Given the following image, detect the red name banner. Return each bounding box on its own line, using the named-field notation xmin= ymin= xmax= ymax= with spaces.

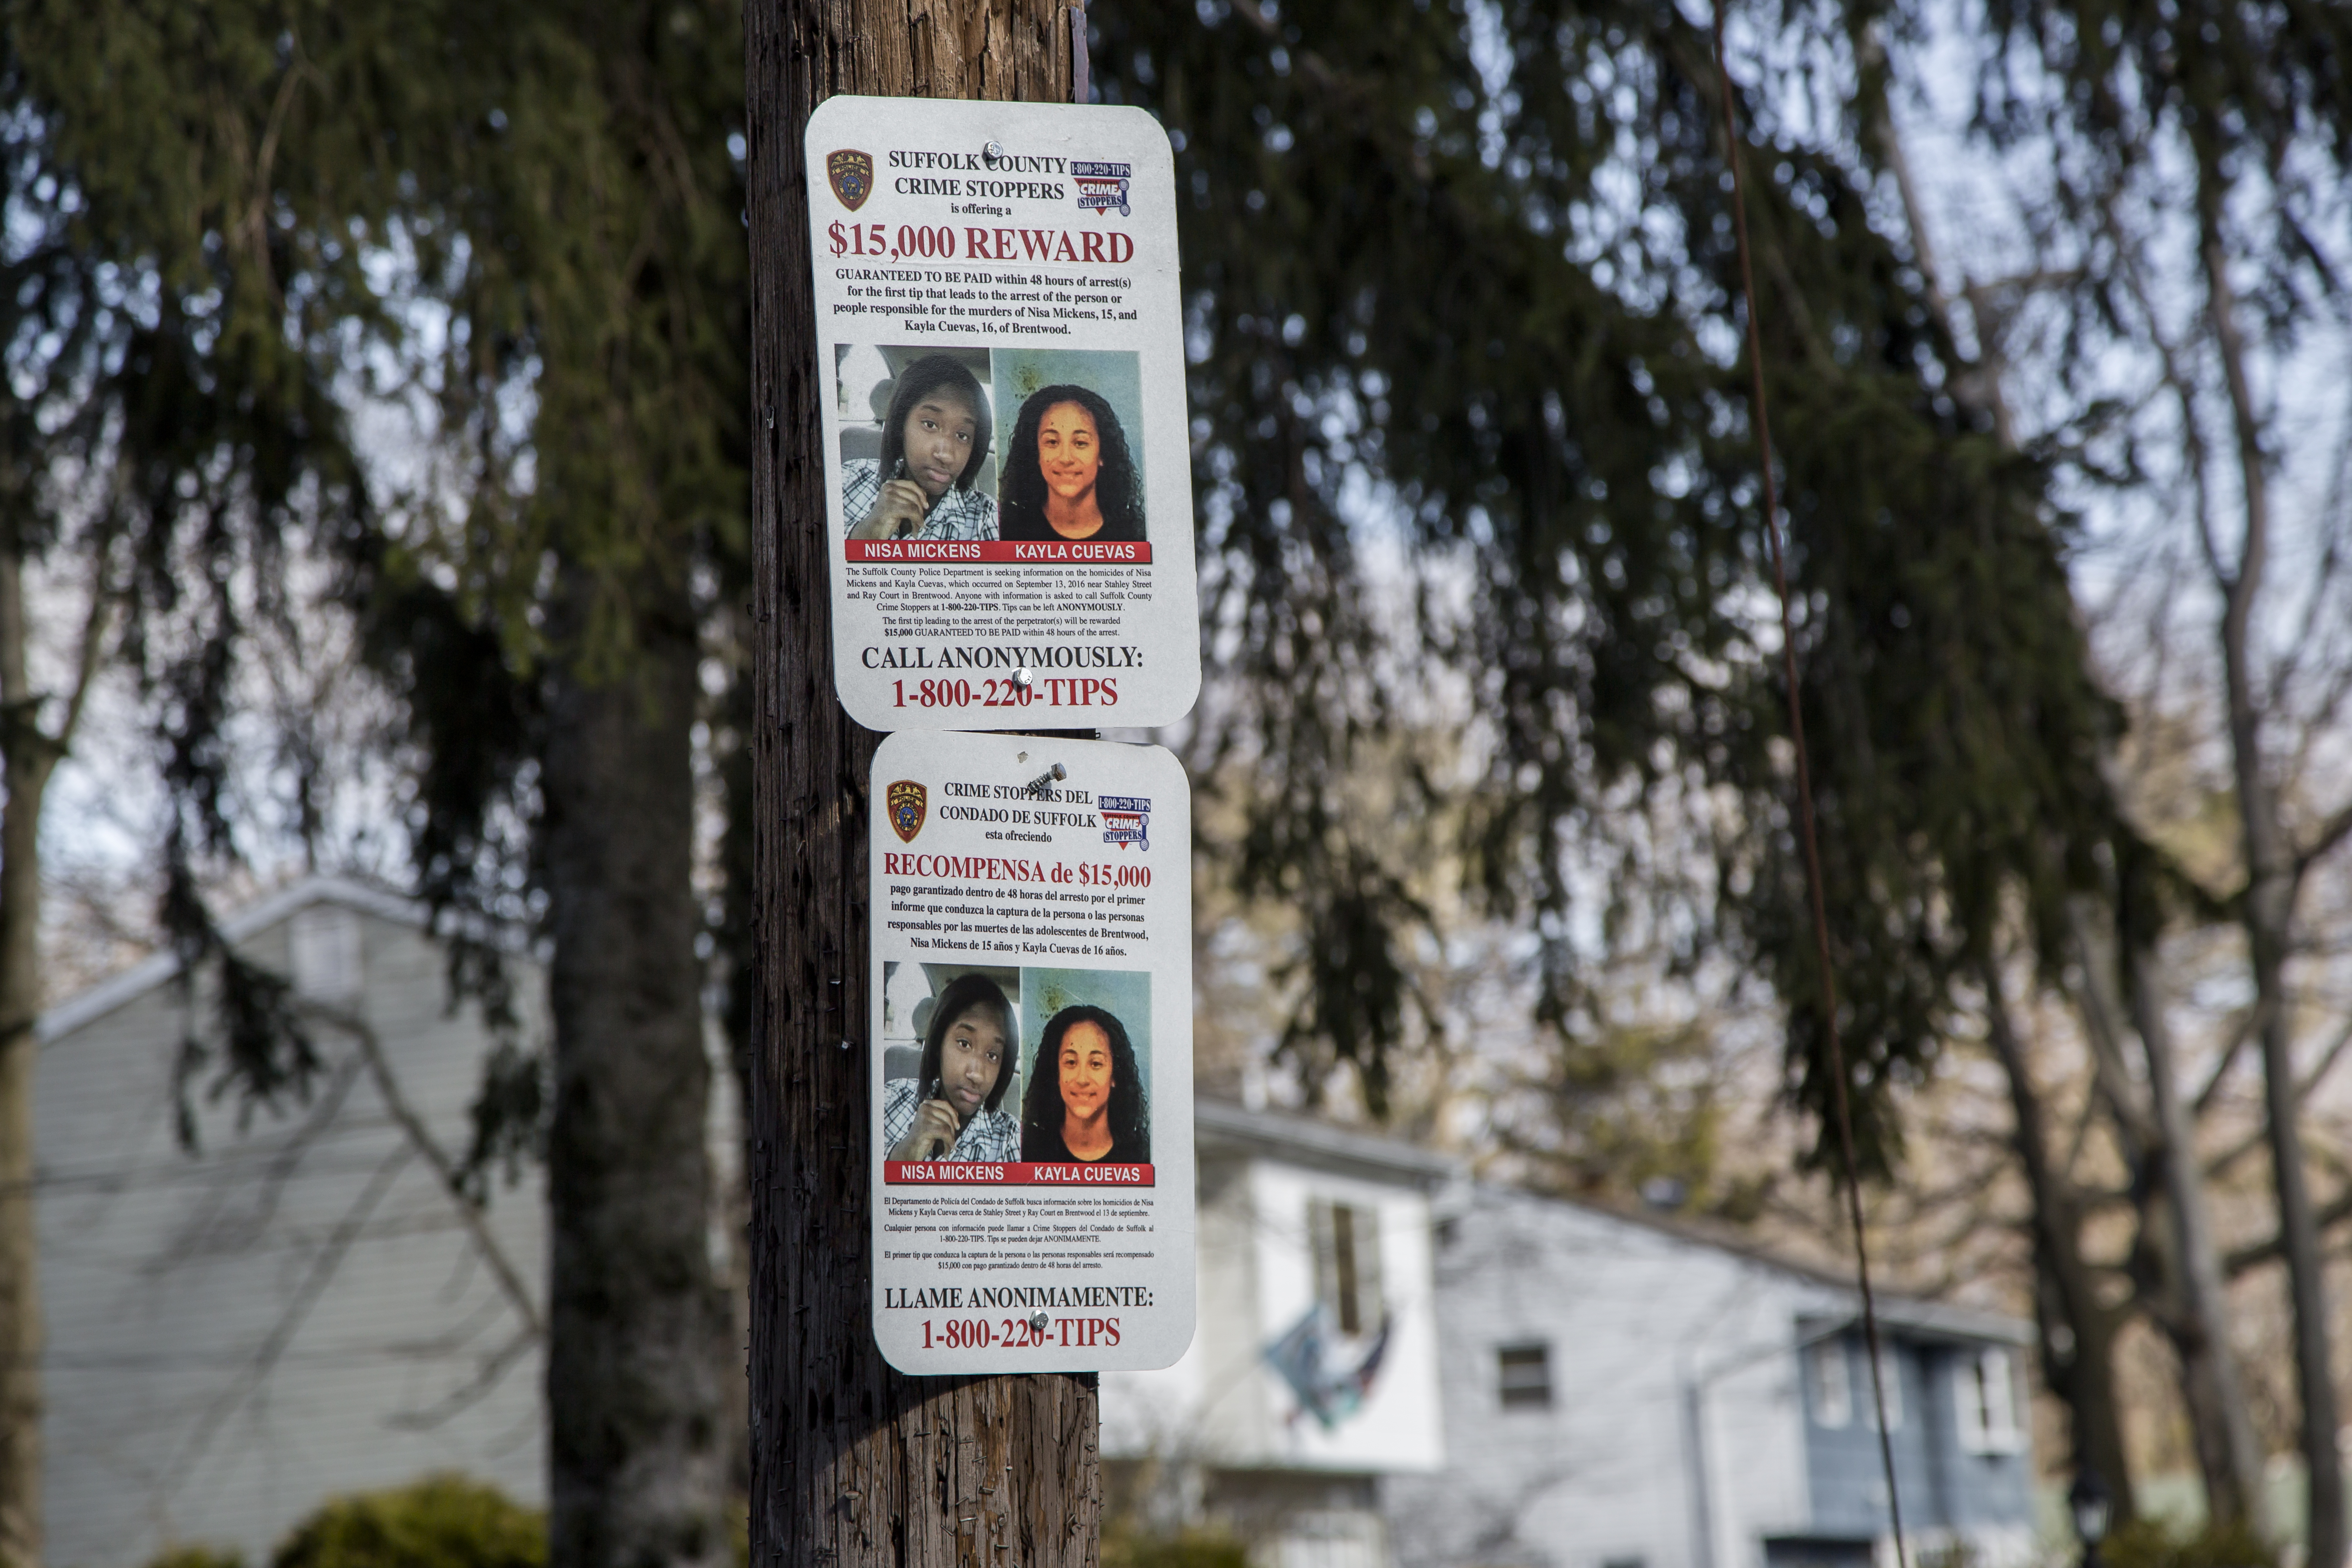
xmin=846 ymin=539 xmax=1153 ymax=565
xmin=884 ymin=1161 xmax=1156 ymax=1186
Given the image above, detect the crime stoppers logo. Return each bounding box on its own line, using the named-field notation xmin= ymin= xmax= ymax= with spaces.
xmin=1072 ymin=161 xmax=1132 ymax=218
xmin=1099 ymin=796 xmax=1150 ymax=852
xmin=886 ymin=780 xmax=927 ymax=843
xmin=827 ymin=149 xmax=875 ymax=212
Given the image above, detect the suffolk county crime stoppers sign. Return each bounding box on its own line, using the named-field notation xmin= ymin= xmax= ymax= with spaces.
xmin=804 ymin=96 xmax=1201 ymax=731
xmin=867 ymin=730 xmax=1194 ymax=1374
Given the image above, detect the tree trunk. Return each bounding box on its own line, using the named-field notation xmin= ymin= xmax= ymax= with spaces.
xmin=0 ymin=546 xmax=52 ymax=1568
xmin=1881 ymin=115 xmax=2240 ymax=1526
xmin=2200 ymin=194 xmax=2344 ymax=1568
xmin=2067 ymin=894 xmax=2264 ymax=1523
xmin=541 ymin=568 xmax=731 ymax=1568
xmin=742 ymin=3 xmax=1100 ymax=1564
xmin=1980 ymin=963 xmax=2134 ymax=1518
xmin=2121 ymin=931 xmax=2266 ymax=1524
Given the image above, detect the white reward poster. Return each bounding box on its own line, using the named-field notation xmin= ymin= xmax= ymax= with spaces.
xmin=804 ymin=96 xmax=1202 ymax=731
xmin=867 ymin=730 xmax=1194 ymax=1374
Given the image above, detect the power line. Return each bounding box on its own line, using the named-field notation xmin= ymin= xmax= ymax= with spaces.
xmin=1707 ymin=10 xmax=1913 ymax=1566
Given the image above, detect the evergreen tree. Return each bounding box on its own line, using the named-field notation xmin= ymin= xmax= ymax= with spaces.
xmin=2 ymin=11 xmax=400 ymax=1554
xmin=1091 ymin=0 xmax=2121 ymax=1162
xmin=1092 ymin=0 xmax=2146 ymax=1508
xmin=11 ymin=1 xmax=747 ymax=1560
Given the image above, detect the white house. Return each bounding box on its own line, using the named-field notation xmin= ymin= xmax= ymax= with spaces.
xmin=35 ymin=878 xmax=554 ymax=1566
xmin=1102 ymin=1101 xmax=1458 ymax=1566
xmin=1100 ymin=1106 xmax=2038 ymax=1568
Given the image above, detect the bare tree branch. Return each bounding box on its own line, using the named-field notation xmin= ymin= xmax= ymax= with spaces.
xmin=2267 ymin=402 xmax=2352 ymax=715
xmin=2225 ymin=1183 xmax=2352 ymax=1277
xmin=2063 ymin=902 xmax=2160 ymax=1156
xmin=159 ymin=1142 xmax=413 ymax=1505
xmin=384 ymin=1325 xmax=539 ymax=1431
xmin=52 ymin=517 xmax=125 ymax=757
xmin=2207 ymin=1014 xmax=2352 ymax=1181
xmin=2103 ymin=195 xmax=2232 ymax=591
xmin=2298 ymin=799 xmax=2352 ymax=877
xmin=2193 ymin=1002 xmax=2265 ymax=1120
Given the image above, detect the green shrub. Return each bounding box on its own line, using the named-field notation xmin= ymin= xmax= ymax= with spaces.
xmin=269 ymin=1475 xmax=544 ymax=1568
xmin=1100 ymin=1531 xmax=1250 ymax=1568
xmin=146 ymin=1546 xmax=247 ymax=1568
xmin=2101 ymin=1517 xmax=2280 ymax=1568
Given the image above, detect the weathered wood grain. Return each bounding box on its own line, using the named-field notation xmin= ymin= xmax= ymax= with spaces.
xmin=743 ymin=4 xmax=1098 ymax=1563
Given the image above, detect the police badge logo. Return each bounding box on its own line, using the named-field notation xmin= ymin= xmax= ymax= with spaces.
xmin=827 ymin=149 xmax=875 ymax=212
xmin=886 ymin=780 xmax=927 ymax=843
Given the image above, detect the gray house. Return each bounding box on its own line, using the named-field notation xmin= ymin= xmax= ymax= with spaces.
xmin=1384 ymin=1183 xmax=2039 ymax=1568
xmin=36 ymin=878 xmax=557 ymax=1566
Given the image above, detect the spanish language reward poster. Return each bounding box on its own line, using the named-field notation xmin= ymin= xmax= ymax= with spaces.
xmin=803 ymin=96 xmax=1202 ymax=731
xmin=866 ymin=730 xmax=1195 ymax=1374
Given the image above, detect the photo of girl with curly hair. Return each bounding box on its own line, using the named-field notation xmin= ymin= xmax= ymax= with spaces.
xmin=1019 ymin=1002 xmax=1151 ymax=1165
xmin=996 ymin=382 xmax=1145 ymax=545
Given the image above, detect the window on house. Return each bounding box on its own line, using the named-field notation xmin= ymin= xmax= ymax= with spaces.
xmin=1273 ymin=1509 xmax=1386 ymax=1568
xmin=290 ymin=905 xmax=363 ymax=1004
xmin=1497 ymin=1343 xmax=1553 ymax=1411
xmin=1864 ymin=1344 xmax=1904 ymax=1431
xmin=1957 ymin=1346 xmax=2023 ymax=1453
xmin=1308 ymin=1198 xmax=1383 ymax=1336
xmin=1807 ymin=1338 xmax=1852 ymax=1427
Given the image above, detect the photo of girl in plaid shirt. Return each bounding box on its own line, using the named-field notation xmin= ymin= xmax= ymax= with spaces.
xmin=882 ymin=971 xmax=1021 ymax=1164
xmin=841 ymin=352 xmax=1000 ymax=542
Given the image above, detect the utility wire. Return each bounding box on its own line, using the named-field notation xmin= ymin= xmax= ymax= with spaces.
xmin=1707 ymin=9 xmax=1912 ymax=1565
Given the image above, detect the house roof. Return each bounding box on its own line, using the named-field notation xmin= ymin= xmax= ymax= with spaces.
xmin=1196 ymin=1097 xmax=2031 ymax=1348
xmin=1521 ymin=1186 xmax=2034 ymax=1346
xmin=37 ymin=875 xmax=429 ymax=1045
xmin=1196 ymin=1098 xmax=1461 ymax=1186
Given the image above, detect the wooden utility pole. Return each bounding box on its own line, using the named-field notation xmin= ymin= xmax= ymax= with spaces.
xmin=741 ymin=4 xmax=1100 ymax=1563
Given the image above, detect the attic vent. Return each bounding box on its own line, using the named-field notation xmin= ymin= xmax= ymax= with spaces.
xmin=290 ymin=905 xmax=363 ymax=1003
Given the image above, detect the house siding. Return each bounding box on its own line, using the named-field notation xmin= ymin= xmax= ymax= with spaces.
xmin=1101 ymin=1111 xmax=1453 ymax=1563
xmin=1386 ymin=1187 xmax=1825 ymax=1568
xmin=37 ymin=889 xmax=550 ymax=1567
xmin=1800 ymin=1334 xmax=2036 ymax=1547
xmin=1800 ymin=1335 xmax=1927 ymax=1541
xmin=1384 ymin=1187 xmax=2037 ymax=1568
